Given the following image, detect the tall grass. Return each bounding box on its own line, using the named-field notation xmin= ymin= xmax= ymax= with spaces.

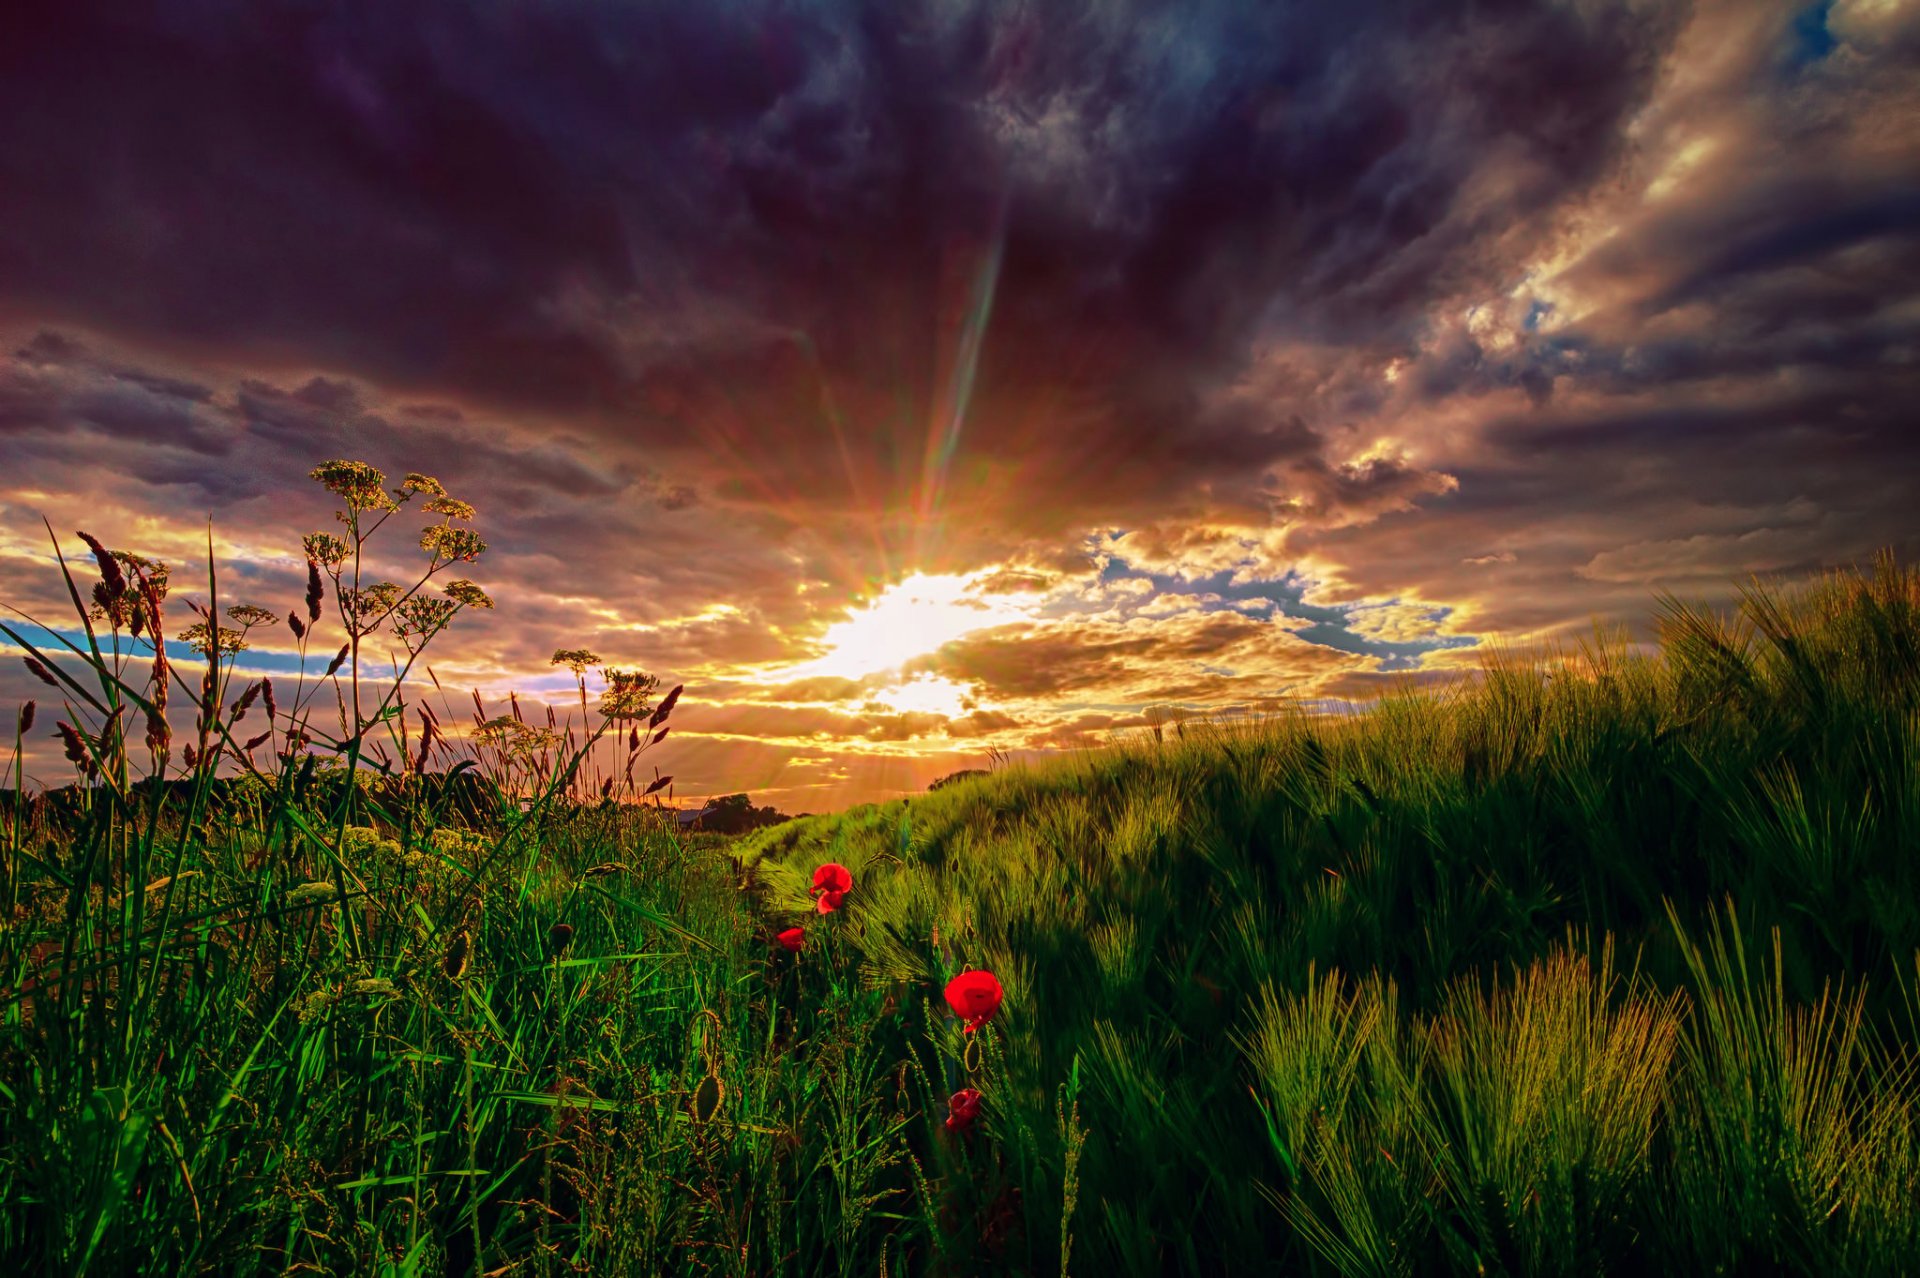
xmin=4 ymin=463 xmax=1918 ymax=1276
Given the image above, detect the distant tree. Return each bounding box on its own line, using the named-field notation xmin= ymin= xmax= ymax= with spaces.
xmin=694 ymin=793 xmax=793 ymax=835
xmin=928 ymin=768 xmax=990 ymax=792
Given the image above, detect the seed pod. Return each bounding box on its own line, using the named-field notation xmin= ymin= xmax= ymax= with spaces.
xmin=442 ymin=930 xmax=470 ymax=981
xmin=691 ymin=1074 xmax=725 ymax=1124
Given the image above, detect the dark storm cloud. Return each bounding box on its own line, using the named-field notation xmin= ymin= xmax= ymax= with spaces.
xmin=0 ymin=0 xmax=1678 ymax=538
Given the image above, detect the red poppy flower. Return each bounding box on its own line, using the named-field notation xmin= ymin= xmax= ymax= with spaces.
xmin=775 ymin=927 xmax=804 ymax=953
xmin=810 ymin=862 xmax=853 ymax=912
xmin=945 ymin=1087 xmax=982 ymax=1133
xmin=944 ymin=969 xmax=1003 ymax=1033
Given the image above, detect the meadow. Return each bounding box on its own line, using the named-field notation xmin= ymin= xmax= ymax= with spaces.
xmin=2 ymin=461 xmax=1917 ymax=1276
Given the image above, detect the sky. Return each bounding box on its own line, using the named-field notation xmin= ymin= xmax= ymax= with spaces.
xmin=2 ymin=0 xmax=1917 ymax=812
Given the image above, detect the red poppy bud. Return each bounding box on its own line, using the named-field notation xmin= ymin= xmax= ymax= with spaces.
xmin=776 ymin=927 xmax=804 ymax=953
xmin=944 ymin=970 xmax=1003 ymax=1033
xmin=945 ymin=1087 xmax=982 ymax=1133
xmin=815 ymin=889 xmax=847 ymax=914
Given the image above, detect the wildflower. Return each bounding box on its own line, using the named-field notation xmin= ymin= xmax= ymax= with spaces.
xmin=424 ymin=495 xmax=476 ymax=521
xmin=225 ymin=604 xmax=278 ymax=629
xmin=342 ymin=582 xmax=401 ymax=634
xmin=945 ymin=1088 xmax=982 ymax=1134
xmin=287 ymin=880 xmax=337 ymax=906
xmin=400 ymin=472 xmax=447 ymax=498
xmin=598 ymin=667 xmax=661 ymax=720
xmin=776 ymin=927 xmax=805 ymax=953
xmin=944 ymin=970 xmax=1003 ymax=1034
xmin=392 ymin=595 xmax=457 ymax=651
xmin=442 ymin=579 xmax=493 ymax=609
xmin=551 ymin=648 xmax=602 ymax=678
xmin=310 ymin=460 xmax=399 ymax=515
xmin=351 ymin=977 xmax=396 ymax=997
xmin=180 ymin=622 xmax=248 ymax=659
xmin=420 ymin=525 xmax=486 ymax=563
xmin=302 ymin=532 xmax=350 ymax=571
xmin=811 ymin=863 xmax=853 ymax=914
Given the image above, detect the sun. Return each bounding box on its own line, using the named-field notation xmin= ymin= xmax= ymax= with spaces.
xmin=782 ymin=571 xmax=1030 ymax=682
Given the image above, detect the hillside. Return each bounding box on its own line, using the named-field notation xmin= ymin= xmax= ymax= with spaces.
xmin=4 ymin=551 xmax=1917 ymax=1276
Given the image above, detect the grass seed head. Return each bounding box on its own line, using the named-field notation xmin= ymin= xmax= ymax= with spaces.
xmin=76 ymin=531 xmax=126 ymax=599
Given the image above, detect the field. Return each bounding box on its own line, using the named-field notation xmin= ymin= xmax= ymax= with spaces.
xmin=3 ymin=466 xmax=1917 ymax=1276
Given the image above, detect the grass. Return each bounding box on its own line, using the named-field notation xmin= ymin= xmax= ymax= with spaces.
xmin=2 ymin=461 xmax=1917 ymax=1275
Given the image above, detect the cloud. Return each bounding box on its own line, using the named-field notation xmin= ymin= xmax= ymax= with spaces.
xmin=1 ymin=0 xmax=1915 ymax=809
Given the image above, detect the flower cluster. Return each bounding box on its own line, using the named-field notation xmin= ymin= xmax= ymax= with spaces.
xmin=341 ymin=582 xmax=401 ymax=636
xmin=442 ymin=579 xmax=494 ymax=609
xmin=302 ymin=532 xmax=350 ymax=570
xmin=420 ymin=525 xmax=487 ymax=564
xmin=598 ymin=667 xmax=661 ymax=720
xmin=392 ymin=596 xmax=457 ymax=653
xmin=551 ymin=648 xmax=602 ymax=678
xmin=180 ymin=622 xmax=248 ymax=659
xmin=424 ymin=495 xmax=476 ymax=521
xmin=226 ymin=603 xmax=278 ymax=629
xmin=769 ymin=868 xmax=1010 ymax=1147
xmin=311 ymin=459 xmax=401 ymax=516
